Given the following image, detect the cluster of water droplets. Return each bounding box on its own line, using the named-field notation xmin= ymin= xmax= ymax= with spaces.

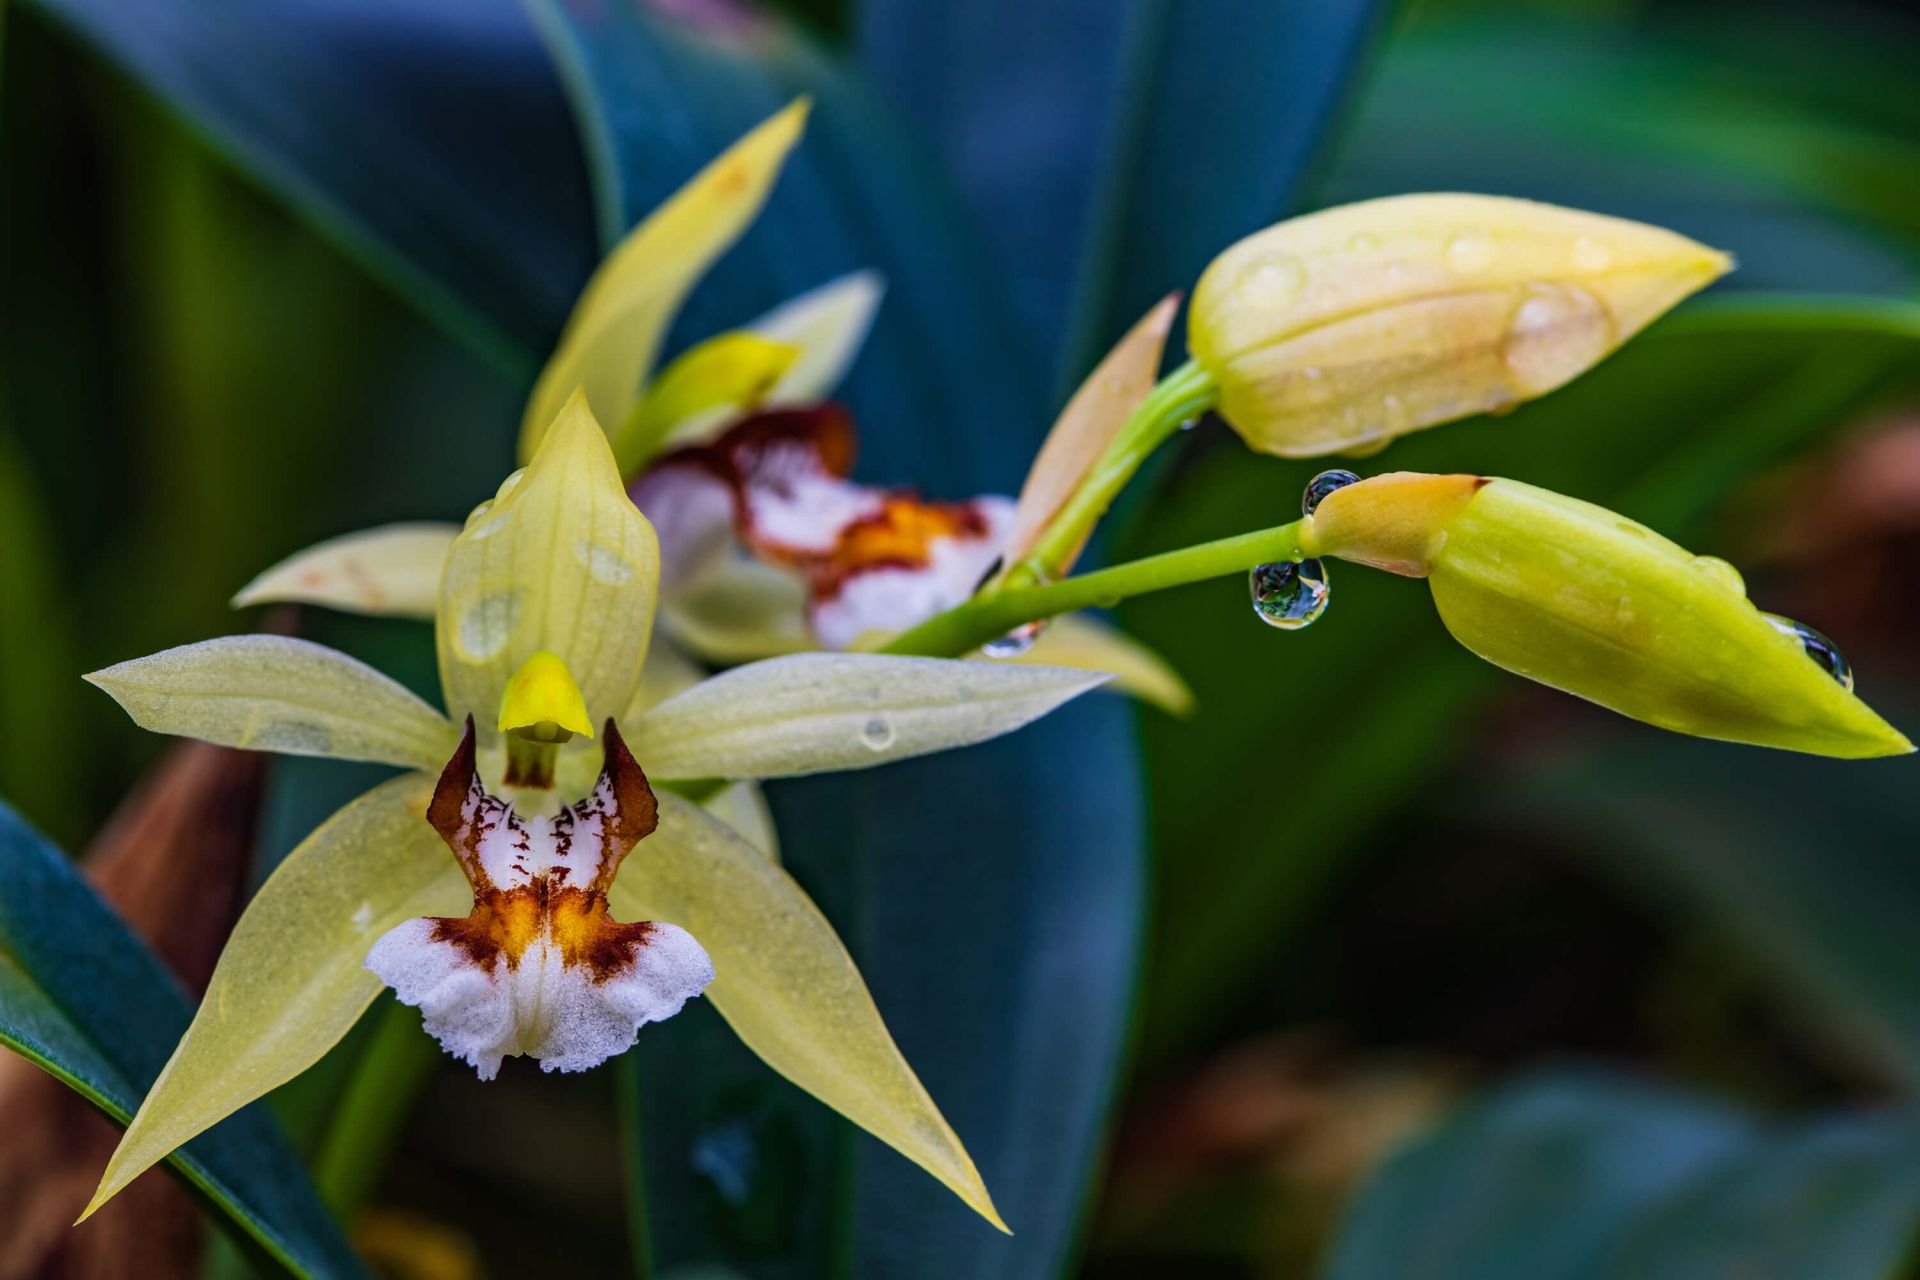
xmin=1249 ymin=469 xmax=1359 ymax=630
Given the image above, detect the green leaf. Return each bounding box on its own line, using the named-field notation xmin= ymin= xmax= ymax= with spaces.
xmin=1489 ymin=700 xmax=1920 ymax=1090
xmin=1324 ymin=1071 xmax=1920 ymax=1280
xmin=0 ymin=800 xmax=363 ymax=1278
xmin=855 ymin=0 xmax=1390 ymax=382
xmin=19 ymin=0 xmax=596 ymax=370
xmin=1125 ymin=297 xmax=1920 ymax=1061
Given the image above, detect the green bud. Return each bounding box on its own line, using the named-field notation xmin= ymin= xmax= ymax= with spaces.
xmin=1188 ymin=194 xmax=1730 ymax=458
xmin=1301 ymin=473 xmax=1911 ymax=758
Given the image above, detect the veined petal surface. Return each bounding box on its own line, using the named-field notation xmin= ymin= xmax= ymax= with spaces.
xmin=628 ymin=653 xmax=1108 ymax=778
xmin=1014 ymin=614 xmax=1194 ymax=716
xmin=519 ymin=101 xmax=810 ymax=460
xmin=86 ymin=635 xmax=456 ymax=770
xmin=609 ymin=794 xmax=1002 ymax=1228
xmin=232 ymin=523 xmax=459 ymax=618
xmin=439 ymin=393 xmax=660 ymax=736
xmin=85 ymin=777 xmax=467 ymax=1218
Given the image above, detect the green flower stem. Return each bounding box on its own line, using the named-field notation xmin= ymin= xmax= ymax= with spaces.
xmin=1010 ymin=358 xmax=1218 ymax=584
xmin=885 ymin=517 xmax=1310 ymax=658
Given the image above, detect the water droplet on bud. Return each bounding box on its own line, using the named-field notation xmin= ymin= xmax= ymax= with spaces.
xmin=1689 ymin=554 xmax=1745 ymax=596
xmin=860 ymin=716 xmax=897 ymax=751
xmin=1250 ymin=559 xmax=1330 ymax=630
xmin=983 ymin=621 xmax=1045 ymax=658
xmin=1765 ymin=615 xmax=1854 ymax=690
xmin=1502 ymin=284 xmax=1614 ymax=396
xmin=1446 ymin=229 xmax=1496 ymax=273
xmin=1303 ymin=469 xmax=1361 ymax=515
xmin=1234 ymin=251 xmax=1307 ymax=309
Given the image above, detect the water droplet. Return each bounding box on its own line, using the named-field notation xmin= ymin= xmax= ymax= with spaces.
xmin=1348 ymin=231 xmax=1380 ymax=253
xmin=463 ymin=500 xmax=494 ymax=529
xmin=1250 ymin=559 xmax=1330 ymax=630
xmin=576 ymin=538 xmax=635 ymax=585
xmin=860 ymin=716 xmax=897 ymax=751
xmin=457 ymin=590 xmax=522 ymax=660
xmin=1690 ymin=554 xmax=1745 ymax=596
xmin=349 ymin=902 xmax=374 ymax=933
xmin=1235 ymin=251 xmax=1306 ymax=309
xmin=1571 ymin=235 xmax=1614 ymax=272
xmin=1502 ymin=284 xmax=1614 ymax=396
xmin=1178 ymin=416 xmax=1201 ymax=432
xmin=983 ymin=620 xmax=1044 ymax=658
xmin=495 ymin=467 xmax=528 ymax=500
xmin=1765 ymin=615 xmax=1854 ymax=690
xmin=1446 ymin=229 xmax=1497 ymax=273
xmin=1303 ymin=469 xmax=1361 ymax=515
xmin=1302 ymin=366 xmax=1325 ymax=380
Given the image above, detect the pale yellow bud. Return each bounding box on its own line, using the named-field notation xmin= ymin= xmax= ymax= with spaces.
xmin=1188 ymin=194 xmax=1731 ymax=457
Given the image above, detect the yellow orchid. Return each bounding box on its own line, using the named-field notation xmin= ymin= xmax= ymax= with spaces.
xmin=236 ymin=103 xmax=1190 ymax=714
xmin=84 ymin=395 xmax=1116 ymax=1229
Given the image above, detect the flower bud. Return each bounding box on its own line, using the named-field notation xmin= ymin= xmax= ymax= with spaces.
xmin=1188 ymin=195 xmax=1730 ymax=458
xmin=1300 ymin=473 xmax=1910 ymax=758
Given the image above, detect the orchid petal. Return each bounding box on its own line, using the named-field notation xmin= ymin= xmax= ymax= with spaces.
xmin=231 ymin=523 xmax=458 ymax=618
xmin=85 ymin=636 xmax=456 ymax=770
xmin=438 ymin=392 xmax=660 ymax=737
xmin=663 ymin=557 xmax=812 ymax=663
xmin=84 ymin=777 xmax=466 ymax=1218
xmin=1003 ymin=294 xmax=1178 ymax=567
xmin=704 ymin=782 xmax=780 ymax=862
xmin=609 ymin=794 xmax=1003 ymax=1229
xmin=808 ymin=497 xmax=1013 ymax=650
xmin=1014 ymin=614 xmax=1194 ymax=715
xmin=519 ymin=101 xmax=810 ymax=460
xmin=628 ymin=652 xmax=1108 ymax=778
xmin=618 ymin=332 xmax=799 ymax=473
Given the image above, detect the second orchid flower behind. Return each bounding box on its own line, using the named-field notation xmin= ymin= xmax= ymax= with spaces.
xmin=83 ymin=395 xmax=1121 ymax=1229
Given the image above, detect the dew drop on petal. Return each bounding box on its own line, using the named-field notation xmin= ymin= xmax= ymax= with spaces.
xmin=458 ymin=590 xmax=522 ymax=661
xmin=1690 ymin=554 xmax=1746 ymax=596
xmin=1445 ymin=228 xmax=1497 ymax=273
xmin=860 ymin=716 xmax=897 ymax=751
xmin=1250 ymin=559 xmax=1330 ymax=630
xmin=1234 ymin=251 xmax=1306 ymax=309
xmin=1347 ymin=231 xmax=1381 ymax=253
xmin=983 ymin=620 xmax=1045 ymax=658
xmin=1302 ymin=469 xmax=1361 ymax=516
xmin=576 ymin=538 xmax=636 ymax=585
xmin=1571 ymin=235 xmax=1614 ymax=272
xmin=1502 ymin=284 xmax=1614 ymax=397
xmin=1765 ymin=614 xmax=1854 ymax=690
xmin=495 ymin=467 xmax=528 ymax=501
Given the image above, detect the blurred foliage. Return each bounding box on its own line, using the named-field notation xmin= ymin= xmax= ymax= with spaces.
xmin=6 ymin=0 xmax=1920 ymax=1276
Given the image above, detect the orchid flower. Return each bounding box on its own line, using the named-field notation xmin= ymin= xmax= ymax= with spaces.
xmin=236 ymin=103 xmax=1191 ymax=716
xmin=82 ymin=395 xmax=1113 ymax=1229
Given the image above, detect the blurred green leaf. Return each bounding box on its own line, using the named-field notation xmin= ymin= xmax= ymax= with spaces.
xmin=1324 ymin=1071 xmax=1920 ymax=1280
xmin=1124 ymin=297 xmax=1920 ymax=1062
xmin=0 ymin=800 xmax=362 ymax=1278
xmin=1491 ymin=700 xmax=1920 ymax=1090
xmin=20 ymin=0 xmax=596 ymax=370
xmin=855 ymin=0 xmax=1389 ymax=383
xmin=1324 ymin=10 xmax=1920 ymax=294
xmin=0 ymin=433 xmax=83 ymax=841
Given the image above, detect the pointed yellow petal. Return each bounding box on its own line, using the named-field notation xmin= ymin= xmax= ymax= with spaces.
xmin=519 ymin=100 xmax=811 ymax=461
xmin=616 ymin=332 xmax=799 ymax=473
xmin=749 ymin=271 xmax=884 ymax=408
xmin=82 ymin=777 xmax=465 ymax=1219
xmin=628 ymin=653 xmax=1108 ymax=779
xmin=1004 ymin=294 xmax=1178 ymax=567
xmin=438 ymin=392 xmax=661 ymax=735
xmin=1011 ymin=614 xmax=1194 ymax=715
xmin=85 ymin=636 xmax=457 ymax=769
xmin=497 ymin=650 xmax=594 ymax=739
xmin=610 ymin=794 xmax=1004 ymax=1230
xmin=232 ymin=523 xmax=459 ymax=618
